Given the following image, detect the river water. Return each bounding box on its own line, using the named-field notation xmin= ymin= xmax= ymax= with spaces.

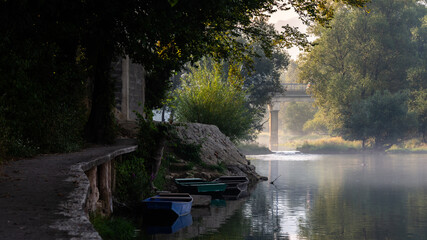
xmin=140 ymin=152 xmax=427 ymax=240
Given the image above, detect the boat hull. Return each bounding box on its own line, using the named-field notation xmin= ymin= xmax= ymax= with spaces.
xmin=175 ymin=178 xmax=227 ymax=196
xmin=142 ymin=193 xmax=193 ymax=217
xmin=213 ymin=176 xmax=249 ymax=198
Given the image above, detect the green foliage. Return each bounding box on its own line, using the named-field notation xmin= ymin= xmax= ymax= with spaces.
xmin=202 ymin=161 xmax=227 ymax=173
xmin=0 ymin=0 xmax=369 ymax=151
xmin=298 ymin=0 xmax=427 ymax=144
xmin=171 ymin=140 xmax=202 ymax=164
xmin=175 ymin=59 xmax=256 ymax=142
xmin=282 ymin=60 xmax=299 ymax=83
xmin=151 ymin=153 xmax=170 ymax=190
xmin=115 ymin=155 xmax=149 ymax=202
xmin=409 ymin=90 xmax=427 ymax=142
xmin=115 ymin=113 xmax=173 ymax=202
xmin=0 ymin=38 xmax=87 ymax=158
xmin=296 ymin=137 xmax=362 ymax=153
xmin=303 ymin=110 xmax=331 ymax=135
xmin=238 ymin=22 xmax=290 ymax=108
xmin=281 ymin=102 xmax=317 ymax=135
xmin=342 ymin=91 xmax=417 ymax=150
xmin=237 ymin=142 xmax=272 ymax=155
xmin=90 ymin=214 xmax=135 ymax=240
xmin=387 ymin=139 xmax=427 ymax=153
xmin=136 ymin=110 xmax=170 ymax=156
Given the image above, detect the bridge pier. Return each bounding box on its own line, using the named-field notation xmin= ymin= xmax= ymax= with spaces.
xmin=268 ymin=102 xmax=280 ymax=151
xmin=267 ymin=83 xmax=313 ymax=151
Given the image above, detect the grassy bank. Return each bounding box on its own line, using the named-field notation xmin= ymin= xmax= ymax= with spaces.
xmin=296 ymin=137 xmax=362 ymax=154
xmin=237 ymin=142 xmax=272 ymax=155
xmin=90 ymin=214 xmax=136 ymax=240
xmin=386 ymin=140 xmax=427 ymax=154
xmin=293 ymin=136 xmax=427 ymax=154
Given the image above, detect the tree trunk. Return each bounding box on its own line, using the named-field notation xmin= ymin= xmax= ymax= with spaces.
xmin=84 ymin=38 xmax=116 ymax=144
xmin=149 ymin=135 xmax=167 ymax=190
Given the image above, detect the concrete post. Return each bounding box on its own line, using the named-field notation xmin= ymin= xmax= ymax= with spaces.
xmin=268 ymin=102 xmax=280 ymax=151
xmin=99 ymin=161 xmax=112 ymax=216
xmin=111 ymin=157 xmax=117 ymax=194
xmin=85 ymin=167 xmax=99 ymax=213
xmin=121 ymin=56 xmax=130 ymax=120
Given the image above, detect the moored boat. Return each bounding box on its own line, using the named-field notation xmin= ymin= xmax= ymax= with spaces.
xmin=175 ymin=178 xmax=227 ymax=196
xmin=213 ymin=176 xmax=249 ymax=196
xmin=141 ymin=192 xmax=193 ymax=217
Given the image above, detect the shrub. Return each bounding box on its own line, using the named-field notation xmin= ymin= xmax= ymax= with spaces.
xmin=90 ymin=214 xmax=135 ymax=240
xmin=115 ymin=155 xmax=149 ymax=202
xmin=174 ymin=59 xmax=256 ymax=142
xmin=171 ymin=140 xmax=202 ymax=164
xmin=296 ymin=137 xmax=361 ymax=153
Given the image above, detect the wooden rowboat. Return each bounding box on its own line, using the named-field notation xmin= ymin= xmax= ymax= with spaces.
xmin=213 ymin=176 xmax=249 ymax=196
xmin=175 ymin=178 xmax=227 ymax=195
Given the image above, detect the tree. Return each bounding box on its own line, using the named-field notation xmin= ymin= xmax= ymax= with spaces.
xmin=342 ymin=91 xmax=417 ymax=150
xmin=220 ymin=22 xmax=291 ymax=134
xmin=0 ymin=0 xmax=370 ymax=156
xmin=298 ymin=0 xmax=427 ymax=138
xmin=281 ymin=102 xmax=317 ymax=135
xmin=175 ymin=59 xmax=255 ymax=142
xmin=0 ymin=1 xmax=88 ymax=154
xmin=408 ymin=15 xmax=427 ymax=142
xmin=282 ymin=60 xmax=299 ymax=83
xmin=303 ymin=110 xmax=330 ymax=135
xmin=409 ymin=90 xmax=427 ymax=142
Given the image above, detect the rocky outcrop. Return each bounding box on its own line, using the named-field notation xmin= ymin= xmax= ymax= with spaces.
xmin=172 ymin=123 xmax=263 ymax=183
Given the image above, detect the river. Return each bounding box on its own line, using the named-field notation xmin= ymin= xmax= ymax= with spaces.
xmin=140 ymin=152 xmax=427 ymax=240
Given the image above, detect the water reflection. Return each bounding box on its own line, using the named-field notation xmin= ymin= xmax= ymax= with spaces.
xmin=140 ymin=153 xmax=427 ymax=239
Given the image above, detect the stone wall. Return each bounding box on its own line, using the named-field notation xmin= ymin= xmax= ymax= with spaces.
xmin=128 ymin=61 xmax=145 ymax=120
xmin=113 ymin=56 xmax=146 ymax=122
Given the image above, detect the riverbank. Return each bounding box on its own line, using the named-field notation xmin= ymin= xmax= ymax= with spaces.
xmin=286 ymin=136 xmax=427 ymax=154
xmin=0 ymin=122 xmax=265 ymax=239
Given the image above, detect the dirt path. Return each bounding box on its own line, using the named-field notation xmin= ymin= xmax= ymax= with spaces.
xmin=0 ymin=139 xmax=137 ymax=240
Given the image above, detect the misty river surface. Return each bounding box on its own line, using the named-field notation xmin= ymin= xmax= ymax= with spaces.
xmin=141 ymin=153 xmax=427 ymax=240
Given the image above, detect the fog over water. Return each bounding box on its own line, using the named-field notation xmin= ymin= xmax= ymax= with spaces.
xmin=142 ymin=152 xmax=427 ymax=239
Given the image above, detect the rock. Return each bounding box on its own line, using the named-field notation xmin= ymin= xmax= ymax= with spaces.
xmin=258 ymin=176 xmax=268 ymax=181
xmin=172 ymin=123 xmax=262 ymax=183
xmin=194 ymin=172 xmax=211 ymax=180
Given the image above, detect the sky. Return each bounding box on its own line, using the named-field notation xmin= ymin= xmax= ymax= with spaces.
xmin=267 ymin=9 xmax=309 ymax=60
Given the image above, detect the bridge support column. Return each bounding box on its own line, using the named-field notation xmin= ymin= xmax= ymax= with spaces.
xmin=268 ymin=102 xmax=280 ymax=151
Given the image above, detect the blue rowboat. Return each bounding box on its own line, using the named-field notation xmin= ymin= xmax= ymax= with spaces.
xmin=142 ymin=193 xmax=193 ymax=217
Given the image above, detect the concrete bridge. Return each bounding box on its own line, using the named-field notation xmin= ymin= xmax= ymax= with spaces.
xmin=268 ymin=83 xmax=313 ymax=151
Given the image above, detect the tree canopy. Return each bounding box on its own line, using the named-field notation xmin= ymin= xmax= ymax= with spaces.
xmin=298 ymin=0 xmax=427 ymax=149
xmin=0 ymin=0 xmax=369 ymax=158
